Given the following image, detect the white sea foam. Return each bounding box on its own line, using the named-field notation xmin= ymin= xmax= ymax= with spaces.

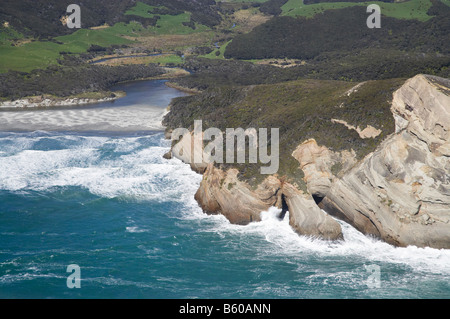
xmin=0 ymin=134 xmax=202 ymax=202
xmin=0 ymin=272 xmax=65 ymax=284
xmin=190 ymin=206 xmax=450 ymax=276
xmin=86 ymin=276 xmax=155 ymax=288
xmin=126 ymin=226 xmax=149 ymax=233
xmin=1 ymin=132 xmax=448 ymax=280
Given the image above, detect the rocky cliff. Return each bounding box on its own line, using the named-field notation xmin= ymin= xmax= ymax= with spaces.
xmin=321 ymin=75 xmax=450 ymax=248
xmin=165 ymin=129 xmax=345 ymax=240
xmin=165 ymin=74 xmax=450 ymax=249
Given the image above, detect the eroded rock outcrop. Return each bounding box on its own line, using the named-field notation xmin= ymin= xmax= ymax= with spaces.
xmin=291 ymin=139 xmax=357 ymax=199
xmin=164 ymin=74 xmax=450 ymax=248
xmin=194 ymin=164 xmax=282 ymax=224
xmin=321 ymin=75 xmax=450 ymax=249
xmin=194 ymin=164 xmax=344 ymax=240
xmin=167 ymin=129 xmax=344 ymax=239
xmin=164 ymin=130 xmax=210 ymax=174
xmin=282 ymin=183 xmax=343 ymax=240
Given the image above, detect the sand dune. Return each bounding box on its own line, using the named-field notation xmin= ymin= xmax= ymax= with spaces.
xmin=0 ymin=104 xmax=168 ymax=132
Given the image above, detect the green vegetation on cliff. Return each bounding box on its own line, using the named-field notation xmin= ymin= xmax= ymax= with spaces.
xmin=164 ymin=76 xmax=405 ymax=186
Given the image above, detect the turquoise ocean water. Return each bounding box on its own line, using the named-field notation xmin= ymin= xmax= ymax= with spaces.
xmin=0 ymin=80 xmax=449 ymax=299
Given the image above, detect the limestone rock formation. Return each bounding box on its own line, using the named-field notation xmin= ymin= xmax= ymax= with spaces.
xmin=164 ymin=74 xmax=450 ymax=248
xmin=166 ymin=131 xmax=210 ymax=174
xmin=194 ymin=164 xmax=344 ymax=240
xmin=194 ymin=164 xmax=282 ymax=224
xmin=291 ymin=139 xmax=357 ymax=199
xmin=321 ymin=75 xmax=450 ymax=249
xmin=282 ymin=183 xmax=343 ymax=240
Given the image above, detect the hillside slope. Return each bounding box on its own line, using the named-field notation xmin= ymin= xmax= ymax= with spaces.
xmin=163 ymin=74 xmax=450 ymax=249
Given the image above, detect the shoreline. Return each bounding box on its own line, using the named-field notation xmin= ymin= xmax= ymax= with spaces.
xmin=0 ymin=91 xmax=127 ymax=109
xmin=0 ymin=76 xmax=183 ymax=133
xmin=0 ymin=67 xmax=191 ymax=109
xmin=164 ymin=81 xmax=201 ymax=95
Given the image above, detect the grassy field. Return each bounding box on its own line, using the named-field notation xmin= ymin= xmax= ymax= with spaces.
xmin=153 ymin=54 xmax=184 ymax=65
xmin=89 ymin=53 xmax=183 ymax=67
xmin=125 ymin=2 xmax=211 ymax=35
xmin=0 ymin=22 xmax=143 ymax=73
xmin=0 ymin=2 xmax=211 ymax=73
xmin=55 ymin=24 xmax=137 ymax=52
xmin=125 ymin=2 xmax=164 ymax=18
xmin=201 ymin=40 xmax=233 ymax=59
xmin=0 ymin=41 xmax=62 ymax=73
xmin=150 ymin=13 xmax=210 ymax=35
xmin=282 ymin=0 xmax=436 ymax=21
